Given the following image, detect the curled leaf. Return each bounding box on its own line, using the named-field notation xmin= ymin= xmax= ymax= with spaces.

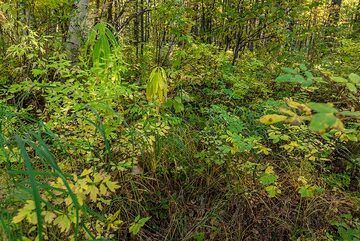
xmin=286 ymin=99 xmax=311 ymax=115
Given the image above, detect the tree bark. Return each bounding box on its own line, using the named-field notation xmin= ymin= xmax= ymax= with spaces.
xmin=329 ymin=0 xmax=342 ymax=25
xmin=354 ymin=0 xmax=360 ymax=32
xmin=66 ymin=0 xmax=89 ymax=58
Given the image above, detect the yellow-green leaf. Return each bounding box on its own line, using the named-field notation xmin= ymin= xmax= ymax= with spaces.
xmin=88 ymin=185 xmax=99 ymax=202
xmin=346 ymin=82 xmax=357 ymax=93
xmin=12 ymin=211 xmax=27 ymax=224
xmin=99 ymin=183 xmax=107 ymax=195
xmin=265 ymin=185 xmax=281 ymax=198
xmin=259 ymin=114 xmax=287 ymax=124
xmin=80 ymin=168 xmax=92 ymax=177
xmin=54 ymin=214 xmax=71 ymax=233
xmin=105 ymin=180 xmax=120 ymax=192
xmin=43 ymin=211 xmax=56 ymax=224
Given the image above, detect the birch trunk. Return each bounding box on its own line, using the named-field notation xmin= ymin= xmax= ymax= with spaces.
xmin=66 ymin=0 xmax=89 ymax=58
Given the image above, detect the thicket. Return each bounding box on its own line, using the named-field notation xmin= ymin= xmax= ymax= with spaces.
xmin=0 ymin=0 xmax=359 ymax=240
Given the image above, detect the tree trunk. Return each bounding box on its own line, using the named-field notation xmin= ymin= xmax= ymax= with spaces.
xmin=354 ymin=0 xmax=360 ymax=32
xmin=66 ymin=0 xmax=89 ymax=58
xmin=134 ymin=0 xmax=139 ymax=58
xmin=329 ymin=0 xmax=342 ymax=25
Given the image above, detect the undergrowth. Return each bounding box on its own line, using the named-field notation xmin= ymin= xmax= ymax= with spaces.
xmin=0 ymin=1 xmax=359 ymax=240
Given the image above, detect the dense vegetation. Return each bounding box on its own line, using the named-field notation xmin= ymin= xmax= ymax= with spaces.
xmin=0 ymin=0 xmax=359 ymax=240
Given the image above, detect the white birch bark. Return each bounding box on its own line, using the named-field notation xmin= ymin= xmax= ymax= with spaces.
xmin=66 ymin=0 xmax=89 ymax=56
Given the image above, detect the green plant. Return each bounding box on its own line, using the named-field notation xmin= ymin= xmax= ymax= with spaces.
xmin=85 ymin=22 xmax=119 ymax=68
xmin=331 ymin=73 xmax=360 ymax=93
xmin=275 ymin=64 xmax=316 ymax=87
xmin=260 ymin=98 xmax=360 ymax=134
xmin=259 ymin=166 xmax=281 ymax=198
xmin=146 ymin=67 xmax=168 ymax=105
xmin=327 ymin=214 xmax=360 ymax=241
xmin=129 ymin=216 xmax=151 ymax=235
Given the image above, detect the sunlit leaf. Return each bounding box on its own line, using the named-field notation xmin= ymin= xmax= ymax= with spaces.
xmin=146 ymin=67 xmax=168 ymax=104
xmin=54 ymin=214 xmax=71 ymax=233
xmin=286 ymin=99 xmax=311 ymax=115
xmin=259 ymin=114 xmax=287 ymax=124
xmin=43 ymin=211 xmax=56 ymax=224
xmin=99 ymin=183 xmax=107 ymax=195
xmin=88 ymin=185 xmax=99 ymax=202
xmin=105 ymin=180 xmax=120 ymax=192
xmin=80 ymin=168 xmax=92 ymax=177
xmin=12 ymin=211 xmax=27 ymax=224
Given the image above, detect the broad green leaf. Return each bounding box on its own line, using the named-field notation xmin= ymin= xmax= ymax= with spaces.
xmin=21 ymin=237 xmax=32 ymax=241
xmin=259 ymin=173 xmax=278 ymax=185
xmin=76 ymin=192 xmax=85 ymax=206
xmin=12 ymin=200 xmax=36 ymax=224
xmin=32 ymin=69 xmax=45 ymax=77
xmin=309 ymin=113 xmax=337 ymax=132
xmin=129 ymin=216 xmax=151 ymax=235
xmin=259 ymin=114 xmax=287 ymax=124
xmin=313 ymin=77 xmax=326 ymax=83
xmin=346 ymin=83 xmax=357 ymax=93
xmin=307 ymin=102 xmax=337 ymax=113
xmin=173 ymin=97 xmax=184 ymax=113
xmin=299 ymin=64 xmax=308 ymax=71
xmin=301 ymin=79 xmax=313 ymax=87
xmin=281 ymin=67 xmax=297 ymax=74
xmin=279 ymin=107 xmax=297 ymax=117
xmin=93 ymin=173 xmax=103 ymax=183
xmin=275 ymin=74 xmax=292 ymax=82
xmin=332 ymin=118 xmax=345 ymax=131
xmin=332 ymin=77 xmax=347 ymax=83
xmin=299 ymin=185 xmax=314 ymax=198
xmin=264 ymin=166 xmax=275 ymax=174
xmin=286 ymin=99 xmax=312 ymax=115
xmin=28 ymin=212 xmax=38 ymax=225
xmin=293 ymin=74 xmax=306 ymax=83
xmin=173 ymin=101 xmax=184 ymax=113
xmin=348 ymin=73 xmax=360 ymax=84
xmin=304 ymin=71 xmax=313 ymax=79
